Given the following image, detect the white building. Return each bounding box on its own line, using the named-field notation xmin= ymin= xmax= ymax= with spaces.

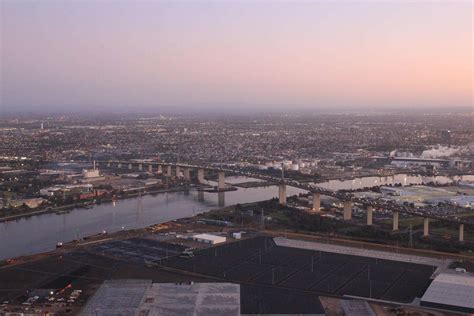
xmin=192 ymin=233 xmax=226 ymax=244
xmin=420 ymin=272 xmax=474 ymax=313
xmin=81 ymin=280 xmax=240 ymax=316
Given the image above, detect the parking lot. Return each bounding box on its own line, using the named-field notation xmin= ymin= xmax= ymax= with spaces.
xmin=163 ymin=236 xmax=435 ymax=303
xmin=88 ymin=237 xmax=188 ymax=265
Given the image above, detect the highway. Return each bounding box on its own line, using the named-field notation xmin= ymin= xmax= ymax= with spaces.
xmin=62 ymin=159 xmax=474 ymax=227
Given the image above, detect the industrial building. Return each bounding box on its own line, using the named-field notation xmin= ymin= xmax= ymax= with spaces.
xmin=420 ymin=272 xmax=474 ymax=313
xmin=80 ymin=280 xmax=240 ymax=316
xmin=191 ymin=233 xmax=227 ymax=245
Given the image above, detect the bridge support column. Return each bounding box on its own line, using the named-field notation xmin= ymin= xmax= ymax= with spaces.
xmin=423 ymin=218 xmax=429 ymax=237
xmin=138 ymin=164 xmax=143 ymax=171
xmin=459 ymin=224 xmax=464 ymax=242
xmin=166 ymin=165 xmax=172 ymax=177
xmin=393 ymin=212 xmax=399 ymax=231
xmin=183 ymin=168 xmax=190 ymax=181
xmin=218 ymin=172 xmax=225 ymax=191
xmin=117 ymin=163 xmax=122 ymax=168
xmin=278 ymin=184 xmax=287 ymax=205
xmin=157 ymin=165 xmax=162 ymax=174
xmin=312 ymin=193 xmax=320 ymax=213
xmin=107 ymin=161 xmax=111 ymax=167
xmin=176 ymin=166 xmax=181 ymax=178
xmin=148 ymin=165 xmax=153 ymax=172
xmin=128 ymin=163 xmax=132 ymax=170
xmin=197 ymin=169 xmax=205 ymax=183
xmin=218 ymin=192 xmax=225 ymax=207
xmin=343 ymin=201 xmax=352 ymax=220
xmin=367 ymin=206 xmax=373 ymax=225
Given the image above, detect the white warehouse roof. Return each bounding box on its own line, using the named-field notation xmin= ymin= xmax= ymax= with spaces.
xmin=420 ymin=272 xmax=474 ymax=313
xmin=192 ymin=233 xmax=226 ymax=244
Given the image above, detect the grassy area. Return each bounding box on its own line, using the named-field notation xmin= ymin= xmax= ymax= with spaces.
xmin=453 ymin=211 xmax=474 ymax=219
xmin=431 ymin=227 xmax=459 ymax=236
xmin=380 ymin=216 xmax=427 ymax=227
xmin=267 ymin=210 xmax=290 ymax=223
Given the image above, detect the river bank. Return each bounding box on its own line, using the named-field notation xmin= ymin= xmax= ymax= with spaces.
xmin=1 ymin=174 xmax=473 ymax=260
xmin=0 ymin=185 xmax=197 ymax=223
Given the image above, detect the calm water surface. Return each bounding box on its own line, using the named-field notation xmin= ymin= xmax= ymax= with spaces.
xmin=1 ymin=175 xmax=472 ymax=260
xmin=0 ymin=177 xmax=304 ymax=260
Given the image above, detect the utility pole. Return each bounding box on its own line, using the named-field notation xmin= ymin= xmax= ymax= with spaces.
xmin=409 ymin=224 xmax=413 ymax=248
xmin=137 ymin=192 xmax=143 ymax=224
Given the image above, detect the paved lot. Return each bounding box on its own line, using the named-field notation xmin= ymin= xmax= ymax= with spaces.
xmin=164 ymin=236 xmax=436 ymax=303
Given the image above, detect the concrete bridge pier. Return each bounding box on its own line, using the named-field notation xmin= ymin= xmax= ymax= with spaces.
xmin=166 ymin=165 xmax=172 ymax=177
xmin=176 ymin=166 xmax=181 ymax=178
xmin=183 ymin=168 xmax=191 ymax=181
xmin=393 ymin=212 xmax=399 ymax=231
xmin=218 ymin=192 xmax=225 ymax=207
xmin=148 ymin=165 xmax=153 ymax=172
xmin=423 ymin=218 xmax=429 ymax=237
xmin=117 ymin=163 xmax=122 ymax=168
xmin=138 ymin=164 xmax=143 ymax=171
xmin=157 ymin=165 xmax=162 ymax=174
xmin=279 ymin=184 xmax=287 ymax=205
xmin=128 ymin=163 xmax=132 ymax=170
xmin=367 ymin=206 xmax=373 ymax=225
xmin=218 ymin=172 xmax=225 ymax=191
xmin=459 ymin=224 xmax=464 ymax=242
xmin=107 ymin=161 xmax=111 ymax=167
xmin=343 ymin=201 xmax=352 ymax=220
xmin=197 ymin=169 xmax=205 ymax=183
xmin=312 ymin=193 xmax=321 ymax=213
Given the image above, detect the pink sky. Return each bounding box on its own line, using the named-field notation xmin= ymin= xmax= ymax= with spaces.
xmin=1 ymin=1 xmax=472 ymax=112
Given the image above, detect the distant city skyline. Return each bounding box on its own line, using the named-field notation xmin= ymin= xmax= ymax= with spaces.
xmin=1 ymin=1 xmax=472 ymax=113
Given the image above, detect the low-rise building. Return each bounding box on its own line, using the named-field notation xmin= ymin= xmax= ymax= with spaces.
xmin=192 ymin=233 xmax=227 ymax=244
xmin=420 ymin=272 xmax=474 ymax=313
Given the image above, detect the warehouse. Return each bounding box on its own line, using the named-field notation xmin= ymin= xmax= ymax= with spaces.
xmin=80 ymin=280 xmax=240 ymax=316
xmin=192 ymin=233 xmax=226 ymax=245
xmin=420 ymin=272 xmax=474 ymax=313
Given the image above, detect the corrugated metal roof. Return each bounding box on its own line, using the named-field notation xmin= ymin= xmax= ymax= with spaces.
xmin=142 ymin=283 xmax=240 ymax=315
xmin=193 ymin=233 xmax=226 ymax=242
xmin=80 ymin=281 xmax=240 ymax=316
xmin=341 ymin=300 xmax=375 ymax=316
xmin=421 ymin=272 xmax=474 ymax=310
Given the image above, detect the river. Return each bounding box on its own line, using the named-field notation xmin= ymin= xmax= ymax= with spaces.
xmin=1 ymin=174 xmax=472 ymax=260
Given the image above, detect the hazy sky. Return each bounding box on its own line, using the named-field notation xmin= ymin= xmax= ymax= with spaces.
xmin=1 ymin=1 xmax=472 ymax=113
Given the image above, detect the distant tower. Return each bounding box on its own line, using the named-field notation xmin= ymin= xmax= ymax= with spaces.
xmin=41 ymin=123 xmax=44 ymax=130
xmin=441 ymin=130 xmax=451 ymax=148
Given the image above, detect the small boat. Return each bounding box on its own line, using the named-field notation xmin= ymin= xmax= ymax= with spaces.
xmin=55 ymin=210 xmax=70 ymax=215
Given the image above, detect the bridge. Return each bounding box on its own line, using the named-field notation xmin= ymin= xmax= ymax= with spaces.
xmin=78 ymin=159 xmax=471 ymax=241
